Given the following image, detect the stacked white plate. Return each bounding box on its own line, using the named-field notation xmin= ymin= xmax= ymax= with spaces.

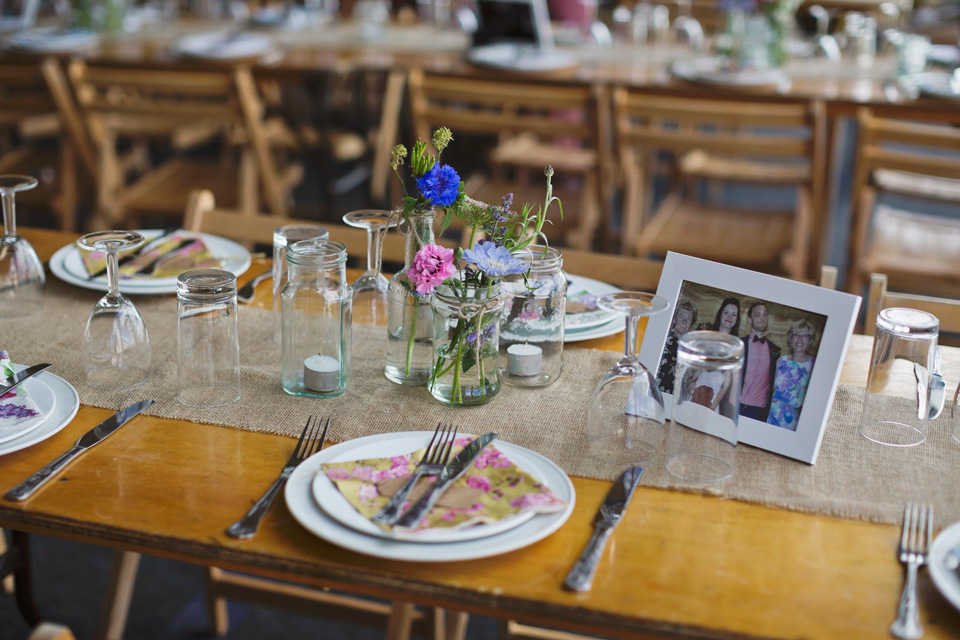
xmin=564 ymin=273 xmax=622 ymax=342
xmin=170 ymin=31 xmax=276 ymax=60
xmin=6 ymin=27 xmax=98 ymax=52
xmin=285 ymin=431 xmax=575 ymax=561
xmin=0 ymin=364 xmax=79 ymax=457
xmin=670 ymin=56 xmax=786 ymax=87
xmin=49 ymin=230 xmax=252 ymax=296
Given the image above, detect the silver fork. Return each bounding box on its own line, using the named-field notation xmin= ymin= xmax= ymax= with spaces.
xmin=891 ymin=502 xmax=933 ymax=640
xmin=226 ymin=416 xmax=329 ymax=539
xmin=371 ymin=422 xmax=457 ymax=525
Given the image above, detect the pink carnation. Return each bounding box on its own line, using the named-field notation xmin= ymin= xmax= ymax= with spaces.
xmin=408 ymin=244 xmax=455 ymax=294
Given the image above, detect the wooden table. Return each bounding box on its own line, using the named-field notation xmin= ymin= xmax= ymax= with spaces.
xmin=3 ymin=227 xmax=960 ymax=640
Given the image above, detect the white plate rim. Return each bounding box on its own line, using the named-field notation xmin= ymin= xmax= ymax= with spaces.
xmin=171 ymin=31 xmax=276 ymax=60
xmin=914 ymin=72 xmax=960 ymax=101
xmin=285 ymin=432 xmax=575 ymax=562
xmin=565 ymin=272 xmax=621 ymax=330
xmin=0 ymin=374 xmax=56 ymax=445
xmin=929 ymin=520 xmax=960 ymax=612
xmin=0 ymin=365 xmax=79 ymax=457
xmin=564 ymin=314 xmax=623 ymax=343
xmin=671 ymin=57 xmax=785 ymax=86
xmin=310 ymin=431 xmax=542 ymax=543
xmin=50 ymin=231 xmax=252 ymax=295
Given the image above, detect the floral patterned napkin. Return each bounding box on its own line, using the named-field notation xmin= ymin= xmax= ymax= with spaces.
xmin=0 ymin=350 xmax=45 ymax=429
xmin=320 ymin=437 xmax=567 ymax=534
xmin=80 ymin=232 xmax=219 ymax=280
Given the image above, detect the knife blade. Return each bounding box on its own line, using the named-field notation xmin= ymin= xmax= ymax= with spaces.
xmin=929 ymin=347 xmax=946 ymax=420
xmin=5 ymin=399 xmax=154 ymax=501
xmin=130 ymin=238 xmax=195 ymax=276
xmin=85 ymin=229 xmax=178 ymax=279
xmin=237 ymin=268 xmax=272 ymax=304
xmin=0 ymin=363 xmax=51 ymax=396
xmin=563 ymin=466 xmax=644 ymax=592
xmin=393 ymin=431 xmax=497 ymax=530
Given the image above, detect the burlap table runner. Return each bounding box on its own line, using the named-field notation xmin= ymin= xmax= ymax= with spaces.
xmin=4 ymin=278 xmax=958 ymax=525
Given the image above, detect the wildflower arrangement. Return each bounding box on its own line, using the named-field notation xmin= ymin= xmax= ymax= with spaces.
xmin=390 ymin=127 xmax=467 ymax=233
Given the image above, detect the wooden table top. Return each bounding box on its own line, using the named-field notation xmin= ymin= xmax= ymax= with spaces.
xmin=3 ymin=227 xmax=960 ymax=639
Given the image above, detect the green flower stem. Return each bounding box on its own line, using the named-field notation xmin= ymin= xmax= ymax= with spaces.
xmin=404 ymin=299 xmax=417 ymax=376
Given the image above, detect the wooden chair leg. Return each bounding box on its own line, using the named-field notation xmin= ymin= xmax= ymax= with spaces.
xmin=95 ymin=550 xmax=141 ymax=640
xmin=445 ymin=610 xmax=469 ymax=640
xmin=0 ymin=528 xmax=13 ymax=594
xmin=205 ymin=567 xmax=230 ymax=636
xmin=385 ymin=601 xmax=415 ymax=640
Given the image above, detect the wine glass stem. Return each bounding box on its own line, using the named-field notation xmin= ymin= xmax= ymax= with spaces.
xmin=2 ymin=191 xmax=15 ymax=237
xmin=367 ymin=225 xmax=383 ymax=276
xmin=623 ymin=313 xmax=640 ymax=358
xmin=105 ymin=249 xmax=120 ymax=302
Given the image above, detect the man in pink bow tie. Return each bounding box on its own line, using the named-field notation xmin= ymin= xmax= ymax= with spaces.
xmin=739 ymin=302 xmax=781 ymax=422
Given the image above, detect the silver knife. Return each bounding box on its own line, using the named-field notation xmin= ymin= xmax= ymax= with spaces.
xmin=5 ymin=399 xmax=154 ymax=501
xmin=929 ymin=347 xmax=946 ymax=420
xmin=393 ymin=432 xmax=497 ymax=530
xmin=237 ymin=269 xmax=272 ymax=304
xmin=0 ymin=363 xmax=51 ymax=396
xmin=563 ymin=466 xmax=644 ymax=592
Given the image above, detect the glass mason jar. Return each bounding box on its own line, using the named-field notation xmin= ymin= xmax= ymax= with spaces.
xmin=281 ymin=240 xmax=352 ymax=398
xmin=429 ymin=282 xmax=504 ymax=406
xmin=384 ymin=209 xmax=436 ymax=386
xmin=499 ymin=245 xmax=565 ymax=387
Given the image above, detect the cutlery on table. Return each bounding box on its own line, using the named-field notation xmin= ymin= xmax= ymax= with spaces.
xmin=393 ymin=431 xmax=497 ymax=531
xmin=226 ymin=415 xmax=329 ymax=539
xmin=237 ymin=269 xmax=273 ymax=304
xmin=371 ymin=422 xmax=457 ymax=525
xmin=130 ymin=238 xmax=196 ymax=277
xmin=563 ymin=466 xmax=644 ymax=592
xmin=5 ymin=399 xmax=154 ymax=501
xmin=0 ymin=363 xmax=51 ymax=396
xmin=928 ymin=347 xmax=945 ymax=420
xmin=85 ymin=230 xmax=179 ymax=279
xmin=890 ymin=502 xmax=933 ymax=640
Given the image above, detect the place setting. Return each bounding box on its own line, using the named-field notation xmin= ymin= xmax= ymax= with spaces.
xmin=169 ymin=29 xmax=278 ymax=60
xmin=563 ymin=272 xmax=622 ymax=342
xmin=4 ymin=26 xmax=100 ymax=52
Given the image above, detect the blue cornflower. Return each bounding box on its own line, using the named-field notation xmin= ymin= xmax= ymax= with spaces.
xmin=462 ymin=242 xmax=527 ymax=278
xmin=416 ymin=164 xmax=460 ymax=207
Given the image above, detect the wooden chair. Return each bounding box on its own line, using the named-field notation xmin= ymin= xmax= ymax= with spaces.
xmin=406 ymin=68 xmax=610 ymax=251
xmin=613 ymin=89 xmax=827 ymax=281
xmin=67 ymin=60 xmax=301 ymax=230
xmin=560 ymin=247 xmax=663 ymax=290
xmin=865 ymin=273 xmax=960 ymax=336
xmin=0 ymin=58 xmax=97 ymax=231
xmin=848 ymin=107 xmax=960 ymax=298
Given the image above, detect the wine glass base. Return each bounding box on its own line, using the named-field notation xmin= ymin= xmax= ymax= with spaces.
xmin=178 ymin=385 xmax=241 ymax=408
xmin=86 ymin=366 xmax=150 ymax=390
xmin=858 ymin=421 xmax=925 ymax=447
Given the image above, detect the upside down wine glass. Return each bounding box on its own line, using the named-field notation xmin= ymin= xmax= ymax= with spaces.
xmin=586 ymin=292 xmax=670 ymax=469
xmin=342 ymin=209 xmax=395 ymax=327
xmin=78 ymin=231 xmax=151 ymax=389
xmin=0 ymin=175 xmax=45 ymax=317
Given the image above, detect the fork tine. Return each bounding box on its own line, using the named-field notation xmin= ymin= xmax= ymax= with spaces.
xmin=292 ymin=415 xmax=317 ymax=461
xmin=899 ymin=503 xmax=911 ymax=552
xmin=305 ymin=416 xmax=329 ymax=459
xmin=422 ymin=422 xmax=443 ymax=463
xmin=426 ymin=422 xmax=449 ymax=464
xmin=440 ymin=424 xmax=459 ymax=466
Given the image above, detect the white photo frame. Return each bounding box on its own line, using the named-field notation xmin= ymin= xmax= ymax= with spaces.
xmin=638 ymin=252 xmax=861 ymax=464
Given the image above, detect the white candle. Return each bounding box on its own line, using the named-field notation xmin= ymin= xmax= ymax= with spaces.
xmin=304 ymin=354 xmax=340 ymax=392
xmin=507 ymin=343 xmax=542 ymax=376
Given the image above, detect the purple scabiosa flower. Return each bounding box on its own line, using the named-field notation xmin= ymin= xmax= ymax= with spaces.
xmin=462 ymin=242 xmax=527 ymax=277
xmin=416 ymin=164 xmax=460 ymax=207
xmin=408 ymin=243 xmax=456 ymax=294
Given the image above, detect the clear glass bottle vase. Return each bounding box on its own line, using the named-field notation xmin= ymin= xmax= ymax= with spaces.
xmin=384 ymin=209 xmax=436 ymax=386
xmin=429 ymin=282 xmax=503 ymax=406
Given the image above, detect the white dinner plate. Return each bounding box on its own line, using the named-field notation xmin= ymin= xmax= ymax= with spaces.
xmin=311 ymin=432 xmax=542 ymax=543
xmin=7 ymin=27 xmax=98 ymax=52
xmin=467 ymin=44 xmax=580 ymax=72
xmin=0 ymin=365 xmax=79 ymax=457
xmin=0 ymin=374 xmax=56 ymax=446
xmin=50 ymin=231 xmax=251 ymax=295
xmin=565 ymin=273 xmax=620 ymax=330
xmin=286 ymin=433 xmax=575 ymax=562
xmin=928 ymin=520 xmax=960 ymax=612
xmin=564 ymin=314 xmax=623 ymax=343
xmin=671 ymin=57 xmax=786 ymax=87
xmin=171 ymin=31 xmax=276 ymax=59
xmin=913 ymin=72 xmax=960 ymax=101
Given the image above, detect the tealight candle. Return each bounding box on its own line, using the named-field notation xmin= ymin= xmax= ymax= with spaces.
xmin=304 ymin=354 xmax=340 ymax=393
xmin=507 ymin=343 xmax=542 ymax=376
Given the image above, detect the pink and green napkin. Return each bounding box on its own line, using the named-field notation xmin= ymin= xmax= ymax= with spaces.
xmin=0 ymin=350 xmax=45 ymax=428
xmin=80 ymin=232 xmax=219 ymax=280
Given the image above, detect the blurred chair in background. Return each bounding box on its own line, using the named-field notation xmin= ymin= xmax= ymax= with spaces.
xmin=865 ymin=272 xmax=960 ymax=337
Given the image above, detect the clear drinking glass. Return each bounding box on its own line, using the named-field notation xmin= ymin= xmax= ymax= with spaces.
xmin=666 ymin=331 xmax=743 ymax=484
xmin=272 ymin=224 xmax=328 ymax=344
xmin=342 ymin=209 xmax=394 ymax=327
xmin=177 ymin=269 xmax=240 ymax=408
xmin=586 ymin=292 xmax=670 ymax=468
xmin=78 ymin=230 xmax=151 ymax=389
xmin=859 ymin=307 xmax=938 ymax=447
xmin=0 ymin=175 xmax=44 ymax=318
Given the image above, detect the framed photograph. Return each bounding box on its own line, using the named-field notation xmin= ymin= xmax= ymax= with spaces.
xmin=638 ymin=252 xmax=861 ymax=464
xmin=472 ymin=0 xmax=553 ymax=48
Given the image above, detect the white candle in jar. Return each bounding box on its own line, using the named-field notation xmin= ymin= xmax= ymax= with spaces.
xmin=507 ymin=343 xmax=542 ymax=376
xmin=304 ymin=354 xmax=340 ymax=392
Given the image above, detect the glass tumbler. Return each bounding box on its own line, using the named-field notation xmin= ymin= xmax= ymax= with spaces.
xmin=272 ymin=224 xmax=329 ymax=344
xmin=859 ymin=307 xmax=938 ymax=447
xmin=666 ymin=331 xmax=743 ymax=484
xmin=177 ymin=269 xmax=240 ymax=408
xmin=499 ymin=245 xmax=566 ymax=387
xmin=281 ymin=240 xmax=352 ymax=398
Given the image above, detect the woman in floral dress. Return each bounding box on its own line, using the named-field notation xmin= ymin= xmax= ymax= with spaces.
xmin=767 ymin=319 xmax=816 ymax=431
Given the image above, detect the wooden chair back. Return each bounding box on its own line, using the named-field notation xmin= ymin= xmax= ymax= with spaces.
xmin=407 ymin=68 xmax=609 ymax=250
xmin=612 ymin=88 xmax=826 ymax=279
xmin=865 ymin=273 xmax=960 ymax=336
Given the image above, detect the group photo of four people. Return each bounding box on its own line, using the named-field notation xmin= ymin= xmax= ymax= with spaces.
xmin=655 ymin=285 xmax=826 ymax=432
